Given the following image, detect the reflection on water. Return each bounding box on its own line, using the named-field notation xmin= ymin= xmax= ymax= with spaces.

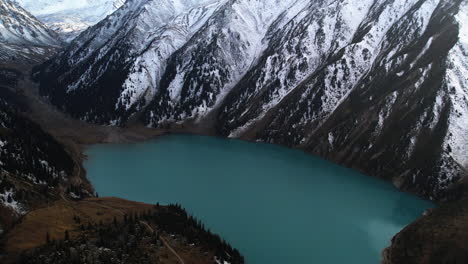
xmin=85 ymin=134 xmax=434 ymax=264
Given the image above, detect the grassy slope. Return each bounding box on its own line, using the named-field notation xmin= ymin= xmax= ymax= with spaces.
xmin=4 ymin=197 xmax=153 ymax=253
xmin=2 ymin=197 xmax=231 ymax=264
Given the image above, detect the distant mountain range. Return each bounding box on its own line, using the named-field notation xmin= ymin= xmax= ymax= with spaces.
xmin=0 ymin=0 xmax=62 ymax=62
xmin=15 ymin=0 xmax=125 ymax=41
xmin=32 ymin=0 xmax=468 ymax=202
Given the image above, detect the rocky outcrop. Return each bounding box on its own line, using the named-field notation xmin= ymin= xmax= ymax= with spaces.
xmin=382 ymin=197 xmax=468 ymax=264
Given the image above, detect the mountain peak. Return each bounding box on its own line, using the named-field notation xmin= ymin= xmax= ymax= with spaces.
xmin=15 ymin=0 xmax=126 ymax=41
xmin=0 ymin=0 xmax=62 ymax=62
xmin=0 ymin=0 xmax=61 ymax=46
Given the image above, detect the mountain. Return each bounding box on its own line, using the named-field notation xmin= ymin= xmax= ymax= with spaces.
xmin=35 ymin=0 xmax=468 ymax=201
xmin=0 ymin=0 xmax=62 ymax=62
xmin=0 ymin=67 xmax=79 ymax=228
xmin=15 ymin=0 xmax=126 ymax=41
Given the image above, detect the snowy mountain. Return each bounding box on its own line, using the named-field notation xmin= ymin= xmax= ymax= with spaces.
xmin=0 ymin=0 xmax=62 ymax=62
xmin=35 ymin=0 xmax=468 ymax=201
xmin=16 ymin=0 xmax=126 ymax=41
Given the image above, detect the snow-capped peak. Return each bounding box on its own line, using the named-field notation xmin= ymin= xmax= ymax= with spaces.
xmin=0 ymin=0 xmax=61 ymax=46
xmin=15 ymin=0 xmax=126 ymax=41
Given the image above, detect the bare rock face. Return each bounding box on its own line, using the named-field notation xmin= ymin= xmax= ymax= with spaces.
xmin=34 ymin=0 xmax=468 ymax=202
xmin=382 ymin=198 xmax=468 ymax=264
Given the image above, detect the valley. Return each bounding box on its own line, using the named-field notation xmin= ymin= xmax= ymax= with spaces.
xmin=0 ymin=61 xmax=243 ymax=263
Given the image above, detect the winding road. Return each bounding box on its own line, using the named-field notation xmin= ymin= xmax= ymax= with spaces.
xmin=140 ymin=221 xmax=185 ymax=264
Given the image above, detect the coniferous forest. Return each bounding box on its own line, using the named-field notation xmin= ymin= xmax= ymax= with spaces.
xmin=18 ymin=204 xmax=244 ymax=264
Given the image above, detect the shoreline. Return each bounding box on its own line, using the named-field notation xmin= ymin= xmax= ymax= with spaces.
xmin=2 ymin=59 xmax=467 ymax=264
xmin=14 ymin=62 xmax=455 ymax=207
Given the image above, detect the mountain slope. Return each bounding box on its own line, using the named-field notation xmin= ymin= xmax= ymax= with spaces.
xmin=0 ymin=0 xmax=60 ymax=46
xmin=0 ymin=0 xmax=62 ymax=62
xmin=217 ymin=0 xmax=468 ymax=200
xmin=0 ymin=69 xmax=77 ymax=224
xmin=35 ymin=0 xmax=468 ymax=201
xmin=144 ymin=0 xmax=309 ymax=126
xmin=35 ymin=0 xmax=226 ymax=123
xmin=15 ymin=0 xmax=126 ymax=41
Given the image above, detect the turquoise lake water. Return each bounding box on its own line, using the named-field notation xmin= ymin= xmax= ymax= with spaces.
xmin=84 ymin=134 xmax=433 ymax=264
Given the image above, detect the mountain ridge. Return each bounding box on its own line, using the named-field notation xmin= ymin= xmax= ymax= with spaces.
xmin=15 ymin=0 xmax=126 ymax=41
xmin=34 ymin=0 xmax=468 ymax=202
xmin=0 ymin=0 xmax=62 ymax=62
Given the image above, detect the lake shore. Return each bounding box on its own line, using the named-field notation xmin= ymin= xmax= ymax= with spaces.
xmin=2 ymin=197 xmax=243 ymax=264
xmin=84 ymin=134 xmax=434 ymax=264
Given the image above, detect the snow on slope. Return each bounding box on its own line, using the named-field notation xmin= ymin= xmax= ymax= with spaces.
xmin=0 ymin=0 xmax=62 ymax=62
xmin=118 ymin=0 xmax=227 ymax=116
xmin=444 ymin=0 xmax=468 ymax=168
xmin=16 ymin=0 xmax=125 ymax=41
xmin=0 ymin=0 xmax=61 ymax=46
xmin=145 ymin=0 xmax=310 ymax=126
xmin=36 ymin=0 xmax=468 ymax=201
xmin=220 ymin=0 xmax=379 ymax=138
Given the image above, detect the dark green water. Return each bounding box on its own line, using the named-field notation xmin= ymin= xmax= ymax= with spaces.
xmin=84 ymin=134 xmax=433 ymax=264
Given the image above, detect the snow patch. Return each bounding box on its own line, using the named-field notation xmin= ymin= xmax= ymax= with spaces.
xmin=443 ymin=0 xmax=468 ymax=168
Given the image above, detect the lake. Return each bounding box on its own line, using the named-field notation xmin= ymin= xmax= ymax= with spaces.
xmin=84 ymin=134 xmax=433 ymax=264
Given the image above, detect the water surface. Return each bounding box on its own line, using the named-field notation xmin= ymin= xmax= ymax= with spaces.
xmin=85 ymin=134 xmax=433 ymax=264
